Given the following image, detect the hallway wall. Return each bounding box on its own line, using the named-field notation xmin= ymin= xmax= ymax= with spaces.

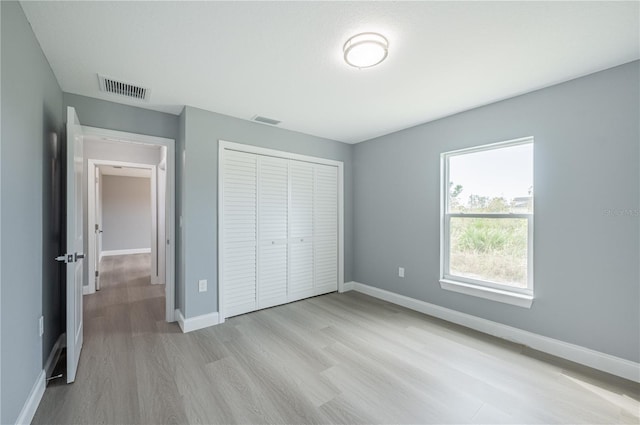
xmin=102 ymin=176 xmax=151 ymax=252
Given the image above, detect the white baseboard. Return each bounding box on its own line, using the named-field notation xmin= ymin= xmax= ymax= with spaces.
xmin=344 ymin=281 xmax=640 ymax=383
xmin=44 ymin=333 xmax=65 ymax=378
xmin=82 ymin=285 xmax=95 ymax=295
xmin=342 ymin=281 xmax=355 ymax=292
xmin=15 ymin=369 xmax=45 ymax=425
xmin=101 ymin=248 xmax=151 ymax=257
xmin=175 ymin=309 xmax=220 ymax=333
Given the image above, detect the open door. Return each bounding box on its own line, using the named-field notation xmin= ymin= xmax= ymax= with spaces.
xmin=58 ymin=106 xmax=85 ymax=383
xmin=94 ymin=166 xmax=103 ymax=291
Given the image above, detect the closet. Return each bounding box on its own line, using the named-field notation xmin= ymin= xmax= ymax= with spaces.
xmin=219 ymin=142 xmax=342 ymax=319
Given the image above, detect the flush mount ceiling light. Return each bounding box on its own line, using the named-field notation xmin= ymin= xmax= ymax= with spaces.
xmin=343 ymin=32 xmax=389 ymax=69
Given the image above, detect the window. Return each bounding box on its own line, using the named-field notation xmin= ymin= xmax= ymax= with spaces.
xmin=440 ymin=137 xmax=533 ymax=308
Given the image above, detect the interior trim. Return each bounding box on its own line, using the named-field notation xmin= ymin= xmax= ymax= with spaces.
xmin=175 ymin=309 xmax=220 ymax=333
xmin=15 ymin=370 xmax=45 ymax=425
xmin=439 ymin=279 xmax=533 ymax=308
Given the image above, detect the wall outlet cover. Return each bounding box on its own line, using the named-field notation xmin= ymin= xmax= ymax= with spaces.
xmin=198 ymin=279 xmax=207 ymax=292
xmin=398 ymin=267 xmax=405 ymax=278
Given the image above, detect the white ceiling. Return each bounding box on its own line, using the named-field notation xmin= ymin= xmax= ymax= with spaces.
xmin=99 ymin=165 xmax=151 ymax=179
xmin=21 ymin=1 xmax=639 ymax=144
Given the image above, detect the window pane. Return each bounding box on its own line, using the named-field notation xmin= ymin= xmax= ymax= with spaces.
xmin=449 ymin=217 xmax=528 ymax=288
xmin=448 ymin=143 xmax=533 ymax=213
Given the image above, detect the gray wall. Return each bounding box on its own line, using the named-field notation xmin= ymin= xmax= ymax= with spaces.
xmin=352 ymin=61 xmax=640 ymax=363
xmin=101 ymin=176 xmax=151 ymax=251
xmin=64 ymin=93 xmax=179 ymax=141
xmin=1 ymin=2 xmax=64 ymax=423
xmin=180 ymin=107 xmax=353 ymax=318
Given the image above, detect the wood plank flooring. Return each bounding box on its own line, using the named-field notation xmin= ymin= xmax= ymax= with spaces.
xmin=33 ymin=254 xmax=639 ymax=424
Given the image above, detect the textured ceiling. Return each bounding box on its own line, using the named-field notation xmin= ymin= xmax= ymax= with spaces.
xmin=21 ymin=1 xmax=639 ymax=143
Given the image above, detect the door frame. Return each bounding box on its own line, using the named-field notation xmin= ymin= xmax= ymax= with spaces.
xmin=82 ymin=126 xmax=176 ymax=323
xmin=86 ymin=159 xmax=158 ymax=293
xmin=217 ymin=140 xmax=345 ymax=323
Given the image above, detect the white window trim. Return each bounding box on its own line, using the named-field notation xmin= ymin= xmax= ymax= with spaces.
xmin=439 ymin=279 xmax=533 ymax=308
xmin=439 ymin=137 xmax=534 ymax=308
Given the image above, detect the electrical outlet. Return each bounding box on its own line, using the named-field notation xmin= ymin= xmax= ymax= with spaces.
xmin=39 ymin=316 xmax=44 ymax=337
xmin=398 ymin=267 xmax=405 ymax=278
xmin=198 ymin=279 xmax=207 ymax=292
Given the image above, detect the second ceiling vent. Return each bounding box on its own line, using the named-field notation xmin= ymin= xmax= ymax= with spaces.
xmin=98 ymin=74 xmax=150 ymax=101
xmin=252 ymin=115 xmax=281 ymax=126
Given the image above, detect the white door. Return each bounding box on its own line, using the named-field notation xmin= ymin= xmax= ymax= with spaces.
xmin=257 ymin=156 xmax=288 ymax=309
xmin=313 ymin=164 xmax=338 ymax=294
xmin=93 ymin=166 xmax=102 ymax=290
xmin=289 ymin=160 xmax=314 ymax=301
xmin=220 ymin=146 xmax=340 ymax=319
xmin=65 ymin=106 xmax=84 ymax=383
xmin=222 ymin=150 xmax=258 ymax=317
xmin=158 ymin=162 xmax=167 ymax=285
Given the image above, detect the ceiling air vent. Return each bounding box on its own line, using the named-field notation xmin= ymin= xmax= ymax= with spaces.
xmin=98 ymin=74 xmax=150 ymax=101
xmin=252 ymin=115 xmax=281 ymax=126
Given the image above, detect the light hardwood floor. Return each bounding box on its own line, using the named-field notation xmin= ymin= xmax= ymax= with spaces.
xmin=33 ymin=254 xmax=639 ymax=424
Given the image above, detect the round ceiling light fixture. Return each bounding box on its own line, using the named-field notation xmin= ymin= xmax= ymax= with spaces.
xmin=343 ymin=32 xmax=389 ymax=69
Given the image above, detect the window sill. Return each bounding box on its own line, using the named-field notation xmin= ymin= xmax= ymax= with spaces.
xmin=439 ymin=279 xmax=534 ymax=308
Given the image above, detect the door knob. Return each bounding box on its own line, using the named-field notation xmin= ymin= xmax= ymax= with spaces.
xmin=55 ymin=254 xmax=73 ymax=263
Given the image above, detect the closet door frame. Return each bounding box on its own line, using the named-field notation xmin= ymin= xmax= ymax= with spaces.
xmin=218 ymin=140 xmax=344 ymax=323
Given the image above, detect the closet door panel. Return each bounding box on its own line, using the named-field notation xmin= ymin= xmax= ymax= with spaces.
xmin=289 ymin=242 xmax=314 ymax=301
xmin=290 ymin=161 xmax=314 ymax=239
xmin=289 ymin=161 xmax=314 ymax=299
xmin=224 ymin=242 xmax=257 ymax=317
xmin=314 ymin=164 xmax=338 ymax=294
xmin=223 ymin=151 xmax=257 ymax=317
xmin=258 ymin=156 xmax=288 ymax=308
xmin=222 ymin=146 xmax=340 ymax=317
xmin=257 ymin=242 xmax=288 ymax=308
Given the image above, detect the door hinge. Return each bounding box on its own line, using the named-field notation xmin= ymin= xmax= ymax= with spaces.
xmin=95 ymin=270 xmax=99 ymax=277
xmin=95 ymin=224 xmax=99 ymax=231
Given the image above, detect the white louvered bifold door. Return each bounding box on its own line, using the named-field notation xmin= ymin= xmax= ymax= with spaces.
xmin=257 ymin=156 xmax=289 ymax=309
xmin=222 ymin=150 xmax=257 ymax=317
xmin=288 ymin=160 xmax=315 ymax=302
xmin=314 ymin=164 xmax=338 ymax=294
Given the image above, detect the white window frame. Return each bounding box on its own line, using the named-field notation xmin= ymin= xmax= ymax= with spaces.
xmin=439 ymin=137 xmax=534 ymax=308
